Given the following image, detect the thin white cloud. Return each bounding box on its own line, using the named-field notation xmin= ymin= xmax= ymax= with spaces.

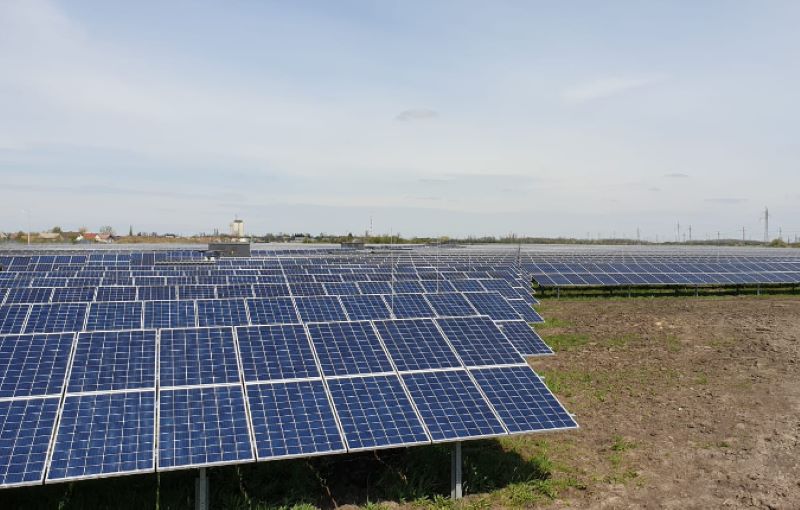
xmin=562 ymin=76 xmax=662 ymax=104
xmin=396 ymin=109 xmax=438 ymax=121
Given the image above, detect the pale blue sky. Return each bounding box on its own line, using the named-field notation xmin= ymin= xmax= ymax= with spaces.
xmin=1 ymin=0 xmax=798 ymax=240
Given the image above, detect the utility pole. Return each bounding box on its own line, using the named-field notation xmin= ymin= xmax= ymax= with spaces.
xmin=676 ymin=221 xmax=680 ymax=242
xmin=688 ymin=225 xmax=692 ymax=242
xmin=742 ymin=227 xmax=746 ymax=242
xmin=778 ymin=227 xmax=782 ymax=242
xmin=636 ymin=227 xmax=640 ymax=244
xmin=763 ymin=207 xmax=769 ymax=243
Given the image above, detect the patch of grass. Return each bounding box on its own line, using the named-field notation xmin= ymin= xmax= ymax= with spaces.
xmin=665 ymin=335 xmax=682 ymax=352
xmin=694 ymin=373 xmax=709 ymax=385
xmin=542 ymin=333 xmax=590 ymax=351
xmin=606 ymin=334 xmax=639 ymax=348
xmin=534 ymin=316 xmax=573 ymax=329
xmin=610 ymin=435 xmax=636 ymax=452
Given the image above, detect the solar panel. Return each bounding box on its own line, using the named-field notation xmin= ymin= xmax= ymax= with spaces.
xmin=471 ymin=366 xmax=577 ymax=433
xmin=246 ymin=297 xmax=298 ymax=325
xmin=95 ymin=286 xmax=137 ymax=302
xmin=0 ymin=333 xmax=73 ymax=398
xmin=463 ymin=292 xmax=520 ymax=321
xmin=85 ymin=301 xmax=143 ymax=331
xmin=0 ymin=305 xmax=29 ymax=335
xmin=306 ymin=321 xmax=393 ymax=376
xmin=0 ymin=397 xmax=59 ymax=486
xmin=159 ymin=328 xmax=240 ymax=387
xmin=247 ymin=380 xmax=346 ymax=459
xmin=339 ymin=294 xmax=392 ymax=320
xmin=326 ymin=375 xmax=429 ymax=450
xmin=4 ymin=288 xmax=53 ymax=305
xmin=420 ymin=280 xmax=456 ymax=293
xmin=385 ymin=293 xmax=436 ymax=319
xmin=252 ymin=284 xmax=291 ymax=298
xmin=143 ymin=300 xmax=197 ymax=329
xmin=48 ymin=391 xmax=156 ymax=481
xmin=497 ymin=321 xmax=552 ymax=356
xmin=68 ymin=330 xmax=156 ymax=392
xmin=373 ymin=319 xmax=460 ymax=371
xmin=424 ymin=293 xmax=476 ymax=317
xmin=236 ymin=325 xmax=319 ymax=382
xmin=196 ymin=299 xmax=249 ymax=327
xmin=401 ymin=370 xmax=505 ymax=441
xmin=158 ymin=386 xmax=253 ymax=469
xmin=24 ymin=303 xmax=87 ymax=334
xmin=288 ymin=282 xmax=326 ymax=296
xmin=322 ymin=282 xmax=361 ymax=296
xmin=137 ymin=286 xmax=177 ymax=301
xmin=356 ymin=281 xmax=392 ymax=295
xmin=506 ymin=299 xmax=544 ymax=323
xmin=436 ymin=317 xmax=523 ymax=367
xmin=216 ymin=284 xmax=254 ymax=299
xmin=50 ymin=287 xmax=96 ymax=303
xmin=177 ymin=285 xmax=216 ymax=300
xmin=293 ymin=296 xmax=348 ymax=323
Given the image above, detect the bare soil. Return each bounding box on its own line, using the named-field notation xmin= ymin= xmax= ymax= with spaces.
xmin=531 ymin=296 xmax=800 ymax=509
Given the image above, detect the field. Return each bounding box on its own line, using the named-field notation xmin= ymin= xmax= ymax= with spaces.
xmin=1 ymin=296 xmax=798 ymax=509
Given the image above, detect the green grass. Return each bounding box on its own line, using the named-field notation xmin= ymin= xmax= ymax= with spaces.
xmin=541 ymin=333 xmax=590 ymax=351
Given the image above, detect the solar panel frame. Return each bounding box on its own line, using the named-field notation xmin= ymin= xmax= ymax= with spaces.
xmin=496 ymin=321 xmax=553 ymax=356
xmin=235 ymin=325 xmax=319 ymax=382
xmin=373 ymin=319 xmax=461 ymax=372
xmin=305 ymin=321 xmax=393 ymax=377
xmin=159 ymin=327 xmax=241 ymax=388
xmin=463 ymin=292 xmax=521 ymax=321
xmin=245 ymin=297 xmax=299 ymax=325
xmin=435 ymin=316 xmax=523 ymax=367
xmin=293 ymin=296 xmax=349 ymax=323
xmin=339 ymin=294 xmax=393 ymax=321
xmin=0 ymin=305 xmax=30 ymax=335
xmin=85 ymin=301 xmax=144 ymax=331
xmin=385 ymin=293 xmax=436 ymax=319
xmin=24 ymin=303 xmax=88 ymax=334
xmin=0 ymin=397 xmax=60 ymax=487
xmin=67 ymin=330 xmax=157 ymax=393
xmin=424 ymin=292 xmax=476 ymax=317
xmin=196 ymin=299 xmax=249 ymax=327
xmin=143 ymin=300 xmax=197 ymax=329
xmin=0 ymin=333 xmax=74 ymax=399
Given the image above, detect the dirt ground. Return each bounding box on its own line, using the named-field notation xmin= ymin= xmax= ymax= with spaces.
xmin=530 ymin=296 xmax=800 ymax=509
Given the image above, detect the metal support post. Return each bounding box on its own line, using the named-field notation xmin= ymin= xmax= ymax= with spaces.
xmin=451 ymin=441 xmax=462 ymax=500
xmin=195 ymin=467 xmax=209 ymax=510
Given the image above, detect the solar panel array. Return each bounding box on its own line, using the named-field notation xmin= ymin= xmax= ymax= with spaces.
xmin=0 ymin=248 xmax=573 ymax=488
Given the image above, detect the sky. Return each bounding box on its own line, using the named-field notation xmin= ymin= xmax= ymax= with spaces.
xmin=1 ymin=0 xmax=799 ymax=240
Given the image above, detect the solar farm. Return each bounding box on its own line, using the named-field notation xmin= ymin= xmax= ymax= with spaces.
xmin=0 ymin=244 xmax=798 ymax=508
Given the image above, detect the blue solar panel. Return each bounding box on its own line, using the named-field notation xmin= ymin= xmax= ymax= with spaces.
xmin=236 ymin=325 xmax=319 ymax=382
xmin=178 ymin=285 xmax=216 ymax=300
xmin=24 ymin=303 xmax=87 ymax=334
xmin=159 ymin=327 xmax=240 ymax=387
xmin=4 ymin=288 xmax=53 ymax=305
xmin=373 ymin=319 xmax=460 ymax=371
xmin=339 ymin=294 xmax=392 ymax=320
xmin=420 ymin=280 xmax=456 ymax=293
xmin=436 ymin=317 xmax=523 ymax=367
xmin=497 ymin=321 xmax=552 ymax=356
xmin=356 ymin=281 xmax=392 ymax=295
xmin=252 ymin=284 xmax=291 ymax=298
xmin=326 ymin=375 xmax=429 ymax=450
xmin=306 ymin=321 xmax=393 ymax=376
xmin=506 ymin=299 xmax=544 ymax=323
xmin=402 ymin=370 xmax=505 ymax=441
xmin=471 ymin=366 xmax=578 ymax=433
xmin=68 ymin=330 xmax=156 ymax=392
xmin=95 ymin=286 xmax=137 ymax=302
xmin=0 ymin=397 xmax=59 ymax=486
xmin=51 ymin=287 xmax=96 ymax=303
xmin=289 ymin=282 xmax=326 ymax=296
xmin=196 ymin=299 xmax=249 ymax=327
xmin=424 ymin=293 xmax=476 ymax=317
xmin=450 ymin=280 xmax=484 ymax=292
xmin=216 ymin=284 xmax=254 ymax=299
xmin=393 ymin=281 xmax=425 ymax=294
xmin=143 ymin=300 xmax=197 ymax=329
xmin=463 ymin=292 xmax=520 ymax=321
xmin=137 ymin=286 xmax=177 ymax=301
xmin=0 ymin=305 xmax=29 ymax=335
xmin=322 ymin=282 xmax=361 ymax=296
xmin=247 ymin=380 xmax=345 ymax=459
xmin=246 ymin=298 xmax=299 ymax=325
xmin=85 ymin=301 xmax=143 ymax=331
xmin=158 ymin=386 xmax=253 ymax=469
xmin=293 ymin=296 xmax=348 ymax=323
xmin=0 ymin=333 xmax=73 ymax=398
xmin=386 ymin=293 xmax=436 ymax=319
xmin=48 ymin=391 xmax=155 ymax=481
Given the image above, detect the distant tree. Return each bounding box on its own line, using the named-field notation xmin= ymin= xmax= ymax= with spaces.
xmin=99 ymin=225 xmax=115 ymax=236
xmin=51 ymin=226 xmax=62 ymax=234
xmin=129 ymin=225 xmax=133 ymax=236
xmin=15 ymin=231 xmax=25 ymax=239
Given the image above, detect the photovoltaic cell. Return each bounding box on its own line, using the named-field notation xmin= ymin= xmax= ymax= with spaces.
xmin=216 ymin=284 xmax=254 ymax=299
xmin=158 ymin=386 xmax=253 ymax=469
xmin=306 ymin=321 xmax=393 ymax=377
xmin=497 ymin=321 xmax=552 ymax=356
xmin=143 ymin=300 xmax=197 ymax=329
xmin=137 ymin=286 xmax=177 ymax=301
xmin=436 ymin=317 xmax=522 ymax=367
xmin=159 ymin=327 xmax=240 ymax=387
xmin=85 ymin=301 xmax=143 ymax=331
xmin=0 ymin=397 xmax=59 ymax=486
xmin=68 ymin=330 xmax=156 ymax=392
xmin=252 ymin=284 xmax=291 ymax=298
xmin=339 ymin=294 xmax=392 ymax=320
xmin=0 ymin=305 xmax=29 ymax=335
xmin=0 ymin=333 xmax=73 ymax=398
xmin=326 ymin=375 xmax=429 ymax=450
xmin=196 ymin=299 xmax=249 ymax=327
xmin=47 ymin=391 xmax=155 ymax=481
xmin=245 ymin=298 xmax=299 ymax=325
xmin=94 ymin=286 xmax=137 ymax=302
xmin=424 ymin=293 xmax=476 ymax=317
xmin=471 ymin=366 xmax=578 ymax=433
xmin=402 ymin=370 xmax=505 ymax=441
xmin=293 ymin=296 xmax=348 ymax=323
xmin=385 ymin=293 xmax=436 ymax=319
xmin=50 ymin=287 xmax=96 ymax=303
xmin=373 ymin=319 xmax=460 ymax=371
xmin=506 ymin=299 xmax=544 ymax=323
xmin=236 ymin=325 xmax=319 ymax=382
xmin=24 ymin=303 xmax=87 ymax=334
xmin=247 ymin=380 xmax=345 ymax=459
xmin=178 ymin=285 xmax=216 ymax=300
xmin=322 ymin=282 xmax=360 ymax=296
xmin=463 ymin=292 xmax=520 ymax=321
xmin=4 ymin=288 xmax=53 ymax=305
